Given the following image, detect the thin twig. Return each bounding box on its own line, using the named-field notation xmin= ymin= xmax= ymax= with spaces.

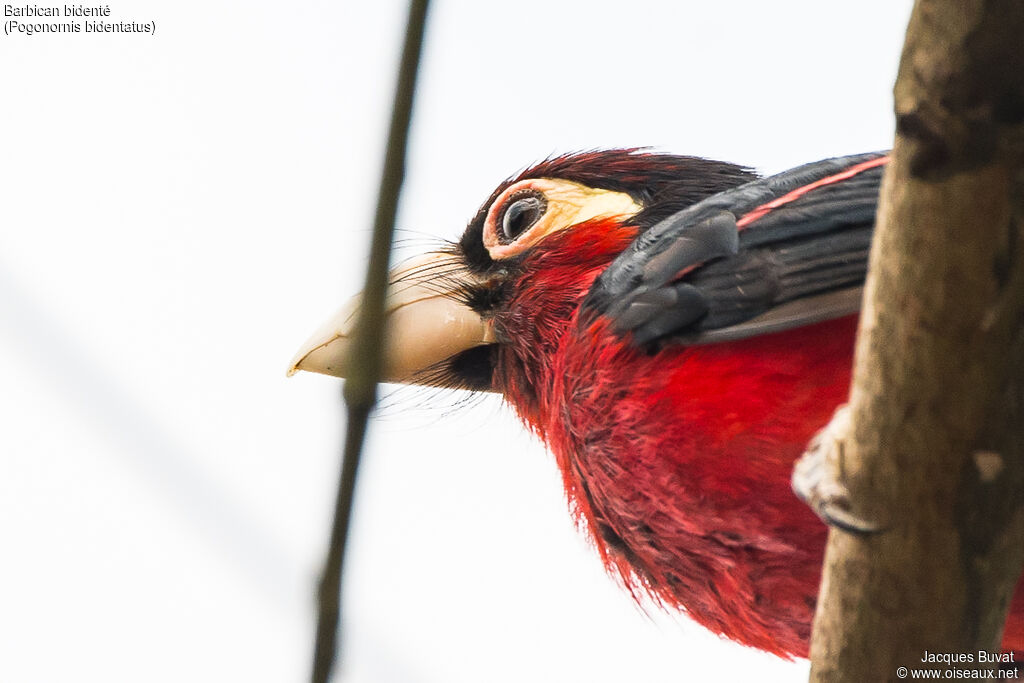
xmin=311 ymin=1 xmax=430 ymax=681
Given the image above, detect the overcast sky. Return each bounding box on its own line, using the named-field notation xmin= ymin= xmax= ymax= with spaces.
xmin=1 ymin=1 xmax=913 ymax=681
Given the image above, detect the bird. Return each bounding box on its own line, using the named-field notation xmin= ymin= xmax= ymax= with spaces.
xmin=290 ymin=149 xmax=1024 ymax=658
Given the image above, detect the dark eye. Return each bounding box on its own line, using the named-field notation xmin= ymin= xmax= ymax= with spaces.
xmin=499 ymin=191 xmax=547 ymax=243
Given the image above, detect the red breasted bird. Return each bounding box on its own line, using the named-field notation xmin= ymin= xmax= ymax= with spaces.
xmin=290 ymin=150 xmax=1024 ymax=658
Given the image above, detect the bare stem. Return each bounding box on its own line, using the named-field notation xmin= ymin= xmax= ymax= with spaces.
xmin=311 ymin=2 xmax=430 ymax=681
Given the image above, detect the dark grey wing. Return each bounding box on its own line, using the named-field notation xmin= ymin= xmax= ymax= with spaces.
xmin=582 ymin=152 xmax=887 ymax=346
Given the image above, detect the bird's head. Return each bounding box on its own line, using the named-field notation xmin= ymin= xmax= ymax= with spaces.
xmin=289 ymin=150 xmax=753 ymax=398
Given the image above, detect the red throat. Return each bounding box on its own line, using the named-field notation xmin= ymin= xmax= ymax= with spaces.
xmin=493 ymin=222 xmax=857 ymax=656
xmin=491 ymin=219 xmax=639 ymax=425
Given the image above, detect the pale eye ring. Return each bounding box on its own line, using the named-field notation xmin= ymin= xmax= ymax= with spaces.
xmin=498 ymin=190 xmax=547 ymax=244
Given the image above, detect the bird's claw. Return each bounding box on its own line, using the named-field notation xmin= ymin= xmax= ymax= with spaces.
xmin=792 ymin=405 xmax=886 ymax=535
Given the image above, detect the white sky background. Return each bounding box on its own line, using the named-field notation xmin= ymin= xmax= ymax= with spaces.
xmin=0 ymin=1 xmax=913 ymax=681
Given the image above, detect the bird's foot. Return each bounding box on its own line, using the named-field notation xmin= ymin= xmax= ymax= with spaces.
xmin=792 ymin=405 xmax=887 ymax=535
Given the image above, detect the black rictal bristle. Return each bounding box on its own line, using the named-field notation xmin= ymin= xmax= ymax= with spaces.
xmin=444 ymin=344 xmax=497 ymax=391
xmin=462 ymin=281 xmax=510 ymax=314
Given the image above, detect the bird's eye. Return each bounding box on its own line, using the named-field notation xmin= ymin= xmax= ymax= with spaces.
xmin=499 ymin=191 xmax=547 ymax=243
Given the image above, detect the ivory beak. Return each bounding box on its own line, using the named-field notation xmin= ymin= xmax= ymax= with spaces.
xmin=288 ymin=252 xmax=496 ymax=385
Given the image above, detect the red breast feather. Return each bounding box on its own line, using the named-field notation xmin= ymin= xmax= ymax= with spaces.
xmin=492 ymin=218 xmax=846 ymax=657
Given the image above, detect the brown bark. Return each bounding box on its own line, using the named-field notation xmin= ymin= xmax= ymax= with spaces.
xmin=805 ymin=1 xmax=1024 ymax=680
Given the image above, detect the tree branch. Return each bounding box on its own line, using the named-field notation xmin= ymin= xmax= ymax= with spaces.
xmin=804 ymin=1 xmax=1024 ymax=680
